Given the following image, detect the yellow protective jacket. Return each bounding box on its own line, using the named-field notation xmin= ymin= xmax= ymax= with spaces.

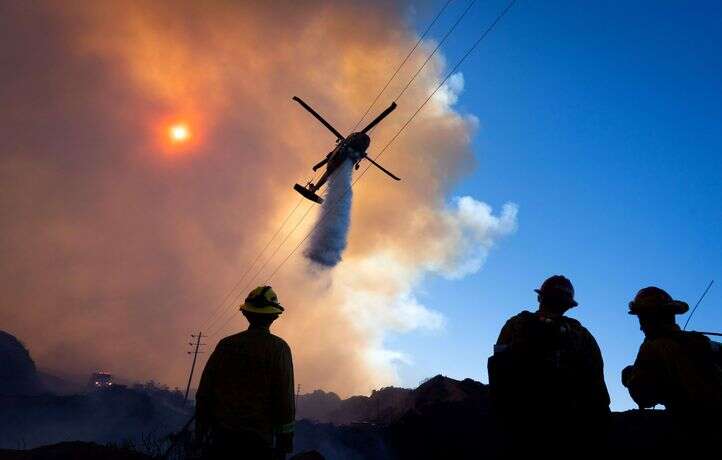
xmin=624 ymin=326 xmax=722 ymax=414
xmin=196 ymin=325 xmax=295 ymax=445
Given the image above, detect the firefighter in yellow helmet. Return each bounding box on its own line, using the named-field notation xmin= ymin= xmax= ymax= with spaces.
xmin=622 ymin=286 xmax=722 ymax=414
xmin=196 ymin=286 xmax=295 ymax=460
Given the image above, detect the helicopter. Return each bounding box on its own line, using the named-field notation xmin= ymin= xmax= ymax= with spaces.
xmin=292 ymin=96 xmax=400 ymax=204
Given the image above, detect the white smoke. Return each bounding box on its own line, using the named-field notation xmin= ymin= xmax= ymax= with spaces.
xmin=0 ymin=1 xmax=521 ymax=395
xmin=313 ymin=196 xmax=518 ymax=387
xmin=304 ymin=159 xmax=355 ymax=267
xmin=431 ymin=197 xmax=519 ymax=279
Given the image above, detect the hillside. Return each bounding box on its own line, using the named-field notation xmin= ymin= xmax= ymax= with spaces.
xmin=0 ymin=331 xmax=694 ymax=459
xmin=297 ymin=375 xmax=488 ymax=426
xmin=0 ymin=331 xmax=192 ymax=451
xmin=296 ymin=375 xmax=681 ymax=460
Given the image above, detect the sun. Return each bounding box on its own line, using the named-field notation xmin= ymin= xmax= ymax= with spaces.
xmin=156 ymin=117 xmax=201 ymax=155
xmin=168 ymin=123 xmax=190 ymax=143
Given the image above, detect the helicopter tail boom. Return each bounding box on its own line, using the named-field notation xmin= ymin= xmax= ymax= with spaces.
xmin=312 ymin=157 xmax=329 ymax=171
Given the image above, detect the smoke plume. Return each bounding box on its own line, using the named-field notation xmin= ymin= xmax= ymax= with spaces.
xmin=304 ymin=159 xmax=354 ymax=267
xmin=0 ymin=0 xmax=518 ymax=396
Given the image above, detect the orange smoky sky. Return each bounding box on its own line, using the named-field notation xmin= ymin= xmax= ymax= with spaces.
xmin=0 ymin=1 xmax=517 ymax=395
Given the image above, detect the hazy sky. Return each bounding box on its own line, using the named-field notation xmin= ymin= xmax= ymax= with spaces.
xmin=1 ymin=1 xmax=720 ymax=411
xmin=1 ymin=0 xmax=515 ymax=396
xmin=392 ymin=0 xmax=722 ymax=410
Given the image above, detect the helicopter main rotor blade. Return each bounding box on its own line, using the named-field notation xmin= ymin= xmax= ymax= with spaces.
xmin=292 ymin=96 xmax=345 ymax=140
xmin=360 ymin=102 xmax=397 ymax=134
xmin=364 ymin=156 xmax=401 ymax=181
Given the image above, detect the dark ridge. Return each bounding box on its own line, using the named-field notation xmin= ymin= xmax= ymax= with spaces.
xmin=0 ymin=441 xmax=151 ymax=459
xmin=0 ymin=330 xmax=42 ymax=396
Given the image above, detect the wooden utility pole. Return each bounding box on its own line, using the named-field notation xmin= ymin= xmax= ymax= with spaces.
xmin=184 ymin=332 xmax=205 ymax=404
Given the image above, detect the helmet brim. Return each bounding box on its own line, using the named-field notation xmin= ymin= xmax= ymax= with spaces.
xmin=628 ymin=299 xmax=689 ymax=316
xmin=240 ymin=303 xmax=284 ymax=315
xmin=669 ymin=300 xmax=689 ymax=314
xmin=534 ymin=289 xmax=578 ymax=307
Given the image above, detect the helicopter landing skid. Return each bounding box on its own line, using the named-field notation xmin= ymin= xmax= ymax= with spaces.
xmin=294 ymin=184 xmax=324 ymax=204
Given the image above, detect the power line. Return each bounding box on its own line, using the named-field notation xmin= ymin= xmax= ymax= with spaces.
xmin=198 ymin=1 xmax=450 ymax=334
xmin=200 ymin=2 xmax=465 ymax=337
xmin=697 ymin=331 xmax=722 ymax=337
xmin=350 ymin=0 xmax=453 ymax=133
xmin=198 ymin=197 xmax=306 ymax=333
xmin=262 ymin=0 xmax=495 ymax=284
xmin=210 ymin=0 xmax=518 ymax=338
xmin=207 ymin=159 xmax=357 ymax=337
xmin=393 ymin=0 xmax=477 ymax=103
xmin=263 ymin=0 xmax=518 ymax=285
xmin=206 ymin=203 xmax=316 ymax=337
xmin=683 ymin=279 xmax=715 ymax=330
xmin=195 ymin=137 xmax=326 ymax=333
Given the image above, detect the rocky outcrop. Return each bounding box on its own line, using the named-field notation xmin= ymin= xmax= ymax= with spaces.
xmin=296 ymin=375 xmax=483 ymax=425
xmin=296 ymin=390 xmax=343 ymax=422
xmin=295 ymin=376 xmax=687 ymax=459
xmin=0 ymin=330 xmax=42 ymax=396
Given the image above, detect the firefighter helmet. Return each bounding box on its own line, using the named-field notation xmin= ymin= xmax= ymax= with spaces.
xmin=535 ymin=275 xmax=578 ymax=307
xmin=240 ymin=286 xmax=285 ymax=314
xmin=627 ymin=286 xmax=688 ymax=316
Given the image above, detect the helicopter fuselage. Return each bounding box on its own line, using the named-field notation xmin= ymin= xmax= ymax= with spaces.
xmin=311 ymin=132 xmax=370 ymax=191
xmin=292 ymin=96 xmax=398 ymax=204
xmin=328 ymin=132 xmax=370 ymax=168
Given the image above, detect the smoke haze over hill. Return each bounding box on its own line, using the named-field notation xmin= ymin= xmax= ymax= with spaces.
xmin=0 ymin=0 xmax=517 ymax=396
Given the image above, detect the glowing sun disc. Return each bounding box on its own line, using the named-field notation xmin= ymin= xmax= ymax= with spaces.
xmin=169 ymin=123 xmax=190 ymax=143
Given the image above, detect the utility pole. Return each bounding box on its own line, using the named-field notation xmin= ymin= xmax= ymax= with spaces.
xmin=184 ymin=332 xmax=205 ymax=404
